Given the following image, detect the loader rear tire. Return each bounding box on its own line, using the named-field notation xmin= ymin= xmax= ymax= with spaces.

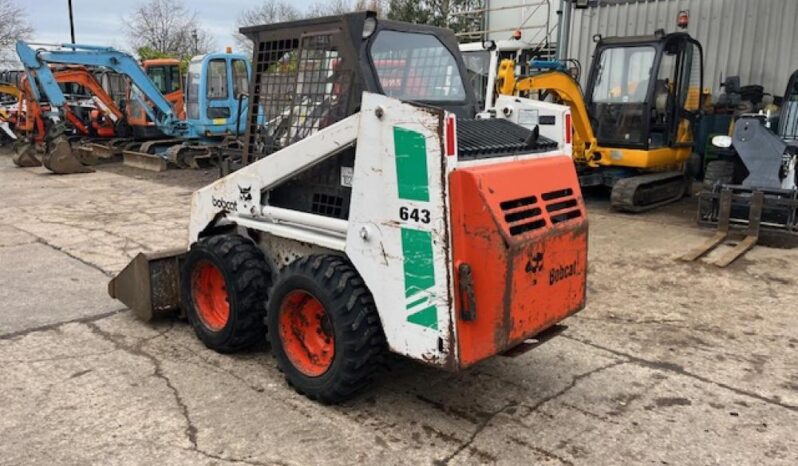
xmin=267 ymin=255 xmax=386 ymax=404
xmin=182 ymin=234 xmax=270 ymax=353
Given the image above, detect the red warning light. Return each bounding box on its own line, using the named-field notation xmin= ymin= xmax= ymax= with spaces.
xmin=677 ymin=10 xmax=689 ymax=29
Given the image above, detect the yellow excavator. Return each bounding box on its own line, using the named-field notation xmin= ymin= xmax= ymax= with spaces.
xmin=497 ymin=31 xmax=704 ymax=211
xmin=0 ymin=82 xmax=20 ymax=142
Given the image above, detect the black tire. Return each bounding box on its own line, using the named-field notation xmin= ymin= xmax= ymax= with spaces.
xmin=181 ymin=234 xmax=270 ymax=353
xmin=686 ymin=152 xmax=703 ymax=181
xmin=703 ymin=160 xmax=735 ymax=188
xmin=697 ymin=191 xmax=715 ymax=222
xmin=267 ymin=255 xmax=386 ymax=404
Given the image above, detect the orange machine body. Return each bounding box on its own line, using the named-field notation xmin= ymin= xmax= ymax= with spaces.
xmin=449 ymin=156 xmax=588 ymax=367
xmin=16 ymin=68 xmax=123 ymax=141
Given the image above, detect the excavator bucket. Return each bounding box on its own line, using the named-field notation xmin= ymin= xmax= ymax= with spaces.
xmin=41 ymin=135 xmax=94 ymax=174
xmin=12 ymin=141 xmax=42 ymax=167
xmin=107 ymin=249 xmax=186 ymax=321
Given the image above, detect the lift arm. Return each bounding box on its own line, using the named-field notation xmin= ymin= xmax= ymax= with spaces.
xmin=51 ymin=68 xmax=124 ymax=121
xmin=15 ymin=41 xmax=184 ymax=136
xmin=497 ymin=58 xmax=599 ymax=164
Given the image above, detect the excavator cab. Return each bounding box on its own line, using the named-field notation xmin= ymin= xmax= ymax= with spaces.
xmin=127 ymin=59 xmax=185 ymax=138
xmin=779 ymin=70 xmax=798 ymax=142
xmin=585 ymin=32 xmax=703 ymax=168
xmin=184 ymin=53 xmax=250 ymax=137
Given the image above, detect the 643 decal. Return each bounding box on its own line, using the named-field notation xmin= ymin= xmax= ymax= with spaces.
xmin=399 ymin=206 xmax=431 ymax=224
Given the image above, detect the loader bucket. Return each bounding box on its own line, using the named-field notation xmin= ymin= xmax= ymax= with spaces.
xmin=108 ymin=249 xmax=186 ymax=321
xmin=11 ymin=141 xmax=42 ymax=167
xmin=41 ymin=135 xmax=94 ymax=174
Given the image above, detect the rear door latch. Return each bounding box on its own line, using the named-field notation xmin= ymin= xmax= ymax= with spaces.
xmin=458 ymin=263 xmax=477 ymax=321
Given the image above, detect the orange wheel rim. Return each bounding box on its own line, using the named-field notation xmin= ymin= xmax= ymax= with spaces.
xmin=278 ymin=290 xmax=335 ymax=377
xmin=191 ymin=261 xmax=230 ymax=331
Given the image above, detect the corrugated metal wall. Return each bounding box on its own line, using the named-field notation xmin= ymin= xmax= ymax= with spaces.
xmin=569 ymin=0 xmax=798 ymax=97
xmin=484 ymin=1 xmax=559 ymax=45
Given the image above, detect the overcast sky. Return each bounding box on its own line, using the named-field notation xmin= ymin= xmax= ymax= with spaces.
xmin=24 ymin=0 xmax=317 ymax=53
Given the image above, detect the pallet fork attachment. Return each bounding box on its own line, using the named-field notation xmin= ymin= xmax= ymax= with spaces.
xmin=680 ymin=188 xmax=764 ymax=267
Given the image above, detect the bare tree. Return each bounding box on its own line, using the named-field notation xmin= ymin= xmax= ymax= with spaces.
xmin=234 ymin=0 xmax=302 ymax=54
xmin=124 ymin=0 xmax=215 ymax=61
xmin=0 ymin=0 xmax=33 ymax=68
xmin=388 ymin=0 xmax=482 ymax=37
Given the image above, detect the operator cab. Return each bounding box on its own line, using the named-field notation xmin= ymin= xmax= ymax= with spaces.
xmin=586 ymin=32 xmax=703 ymax=151
xmin=185 ymin=53 xmax=251 ymax=137
xmin=779 ymin=70 xmax=798 ymax=142
xmin=240 ymin=11 xmax=481 ymax=160
xmin=144 ymin=60 xmax=182 ymax=96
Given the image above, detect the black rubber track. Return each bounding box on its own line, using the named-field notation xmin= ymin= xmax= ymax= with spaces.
xmin=267 ymin=255 xmax=387 ymax=404
xmin=703 ymin=160 xmax=735 ymax=188
xmin=182 ymin=234 xmax=271 ymax=353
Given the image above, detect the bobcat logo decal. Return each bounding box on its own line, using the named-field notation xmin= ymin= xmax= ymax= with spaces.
xmin=525 ymin=252 xmax=545 ymax=274
xmin=238 ymin=185 xmax=252 ymax=202
xmin=525 ymin=252 xmax=545 ymax=286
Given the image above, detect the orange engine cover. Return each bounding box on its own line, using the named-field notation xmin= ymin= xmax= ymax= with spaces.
xmin=449 ymin=155 xmax=588 ymax=368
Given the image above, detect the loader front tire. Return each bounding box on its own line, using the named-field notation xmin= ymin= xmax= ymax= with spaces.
xmin=182 ymin=234 xmax=270 ymax=353
xmin=267 ymin=255 xmax=386 ymax=404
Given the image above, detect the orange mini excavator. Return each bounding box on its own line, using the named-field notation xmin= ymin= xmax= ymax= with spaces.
xmin=13 ymin=67 xmax=124 ymax=171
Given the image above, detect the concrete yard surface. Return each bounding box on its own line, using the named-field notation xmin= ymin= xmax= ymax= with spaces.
xmin=0 ymin=152 xmax=796 ymax=465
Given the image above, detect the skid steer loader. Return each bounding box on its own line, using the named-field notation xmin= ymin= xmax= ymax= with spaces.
xmin=108 ymin=12 xmax=588 ymax=403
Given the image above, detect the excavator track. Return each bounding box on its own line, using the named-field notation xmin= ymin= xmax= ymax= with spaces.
xmin=610 ymin=171 xmax=687 ymax=213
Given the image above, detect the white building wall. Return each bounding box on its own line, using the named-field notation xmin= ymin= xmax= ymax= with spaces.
xmin=484 ymin=0 xmax=561 ymax=48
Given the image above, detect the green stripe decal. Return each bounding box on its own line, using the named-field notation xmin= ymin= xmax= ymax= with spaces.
xmin=393 ymin=127 xmax=430 ymax=202
xmin=401 ymin=227 xmax=437 ymax=330
xmin=401 ymin=228 xmax=435 ymax=298
xmin=407 ymin=305 xmax=438 ymax=329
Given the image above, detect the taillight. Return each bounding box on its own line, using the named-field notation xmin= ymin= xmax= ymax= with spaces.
xmin=565 ymin=113 xmax=572 ymax=145
xmin=445 ymin=113 xmax=457 ymax=157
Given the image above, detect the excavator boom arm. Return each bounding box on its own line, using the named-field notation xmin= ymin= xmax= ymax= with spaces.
xmin=16 ymin=41 xmax=179 ymax=134
xmin=514 ymin=70 xmax=598 ymax=162
xmin=497 ymin=59 xmax=598 ymax=164
xmin=47 ymin=69 xmax=124 ymax=120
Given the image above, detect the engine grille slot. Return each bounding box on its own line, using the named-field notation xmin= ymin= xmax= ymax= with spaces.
xmin=542 ymin=188 xmax=574 ymax=201
xmin=546 ymin=199 xmax=578 ymax=213
xmin=505 ymin=207 xmax=542 ymax=223
xmin=500 ymin=195 xmax=538 ymax=210
xmin=550 ymin=210 xmax=582 ymax=224
xmin=509 ymin=219 xmax=547 ymax=235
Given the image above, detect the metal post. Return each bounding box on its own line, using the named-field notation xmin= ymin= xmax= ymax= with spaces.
xmin=191 ymin=29 xmax=198 ymax=55
xmin=557 ymin=0 xmax=572 ymax=61
xmin=68 ymin=0 xmax=76 ymax=44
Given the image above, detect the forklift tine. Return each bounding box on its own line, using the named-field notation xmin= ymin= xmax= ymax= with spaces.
xmin=680 ymin=188 xmax=732 ymax=262
xmin=714 ymin=191 xmax=764 ymax=267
